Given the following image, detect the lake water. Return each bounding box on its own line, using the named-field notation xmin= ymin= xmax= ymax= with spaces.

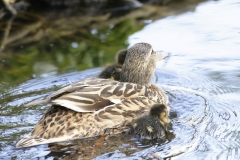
xmin=1 ymin=0 xmax=240 ymax=159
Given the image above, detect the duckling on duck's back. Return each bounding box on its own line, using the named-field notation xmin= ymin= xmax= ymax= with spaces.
xmin=130 ymin=104 xmax=168 ymax=140
xmin=98 ymin=49 xmax=127 ymax=80
xmin=16 ymin=42 xmax=169 ymax=148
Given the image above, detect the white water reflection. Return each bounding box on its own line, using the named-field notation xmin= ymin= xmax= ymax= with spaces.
xmin=129 ymin=0 xmax=240 ymax=72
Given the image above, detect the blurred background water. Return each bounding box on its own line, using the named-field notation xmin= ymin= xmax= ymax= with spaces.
xmin=1 ymin=0 xmax=240 ymax=159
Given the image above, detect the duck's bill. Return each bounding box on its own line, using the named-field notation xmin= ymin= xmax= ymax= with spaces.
xmin=156 ymin=51 xmax=169 ymax=61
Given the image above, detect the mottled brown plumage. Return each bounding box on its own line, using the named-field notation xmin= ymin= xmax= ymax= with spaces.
xmin=130 ymin=104 xmax=168 ymax=140
xmin=16 ymin=43 xmax=169 ymax=148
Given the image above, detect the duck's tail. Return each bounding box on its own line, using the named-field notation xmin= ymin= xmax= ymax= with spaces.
xmin=16 ymin=134 xmax=46 ymax=148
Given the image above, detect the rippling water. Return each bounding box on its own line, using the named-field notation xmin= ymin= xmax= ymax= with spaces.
xmin=1 ymin=0 xmax=240 ymax=159
xmin=129 ymin=0 xmax=240 ymax=159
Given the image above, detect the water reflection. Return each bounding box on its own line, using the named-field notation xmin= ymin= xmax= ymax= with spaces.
xmin=0 ymin=19 xmax=139 ymax=82
xmin=1 ymin=0 xmax=240 ymax=159
xmin=0 ymin=0 xmax=207 ymax=83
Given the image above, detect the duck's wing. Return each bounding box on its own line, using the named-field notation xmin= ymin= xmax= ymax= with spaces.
xmin=93 ymin=96 xmax=154 ymax=129
xmin=16 ymin=97 xmax=155 ymax=148
xmin=25 ymin=78 xmax=147 ymax=112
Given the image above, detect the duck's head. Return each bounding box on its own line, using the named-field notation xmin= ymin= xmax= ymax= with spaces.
xmin=115 ymin=49 xmax=127 ymax=65
xmin=120 ymin=43 xmax=157 ymax=86
xmin=149 ymin=104 xmax=168 ymax=129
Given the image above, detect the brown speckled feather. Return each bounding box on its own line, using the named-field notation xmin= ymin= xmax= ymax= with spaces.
xmin=16 ymin=78 xmax=168 ymax=148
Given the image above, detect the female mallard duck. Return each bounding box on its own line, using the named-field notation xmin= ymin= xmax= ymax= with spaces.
xmin=98 ymin=49 xmax=127 ymax=80
xmin=16 ymin=42 xmax=169 ymax=148
xmin=130 ymin=104 xmax=168 ymax=140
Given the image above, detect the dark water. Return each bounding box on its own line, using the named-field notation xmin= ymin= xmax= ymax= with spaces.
xmin=1 ymin=0 xmax=240 ymax=159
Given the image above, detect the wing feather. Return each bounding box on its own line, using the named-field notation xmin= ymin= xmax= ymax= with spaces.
xmin=93 ymin=97 xmax=155 ymax=128
xmin=25 ymin=78 xmax=149 ymax=113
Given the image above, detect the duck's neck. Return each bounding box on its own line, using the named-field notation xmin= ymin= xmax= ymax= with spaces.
xmin=120 ymin=59 xmax=156 ymax=87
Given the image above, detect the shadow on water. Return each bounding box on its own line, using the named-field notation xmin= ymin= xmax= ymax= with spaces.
xmin=2 ymin=0 xmax=240 ymax=159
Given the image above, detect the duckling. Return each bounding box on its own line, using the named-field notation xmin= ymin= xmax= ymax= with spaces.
xmin=16 ymin=42 xmax=169 ymax=148
xmin=130 ymin=104 xmax=168 ymax=140
xmin=98 ymin=49 xmax=127 ymax=80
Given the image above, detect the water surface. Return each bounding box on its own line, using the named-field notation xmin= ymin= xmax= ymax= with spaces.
xmin=1 ymin=0 xmax=240 ymax=159
xmin=128 ymin=0 xmax=240 ymax=159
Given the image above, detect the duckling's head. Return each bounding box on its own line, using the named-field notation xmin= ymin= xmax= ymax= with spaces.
xmin=115 ymin=49 xmax=127 ymax=65
xmin=98 ymin=64 xmax=122 ymax=80
xmin=149 ymin=104 xmax=168 ymax=128
xmin=120 ymin=43 xmax=157 ymax=86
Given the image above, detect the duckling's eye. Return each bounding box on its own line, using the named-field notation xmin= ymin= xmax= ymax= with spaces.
xmin=160 ymin=111 xmax=167 ymax=118
xmin=164 ymin=111 xmax=168 ymax=117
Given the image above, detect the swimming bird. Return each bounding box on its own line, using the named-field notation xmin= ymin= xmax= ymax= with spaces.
xmin=16 ymin=42 xmax=169 ymax=148
xmin=130 ymin=104 xmax=168 ymax=140
xmin=98 ymin=49 xmax=127 ymax=80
